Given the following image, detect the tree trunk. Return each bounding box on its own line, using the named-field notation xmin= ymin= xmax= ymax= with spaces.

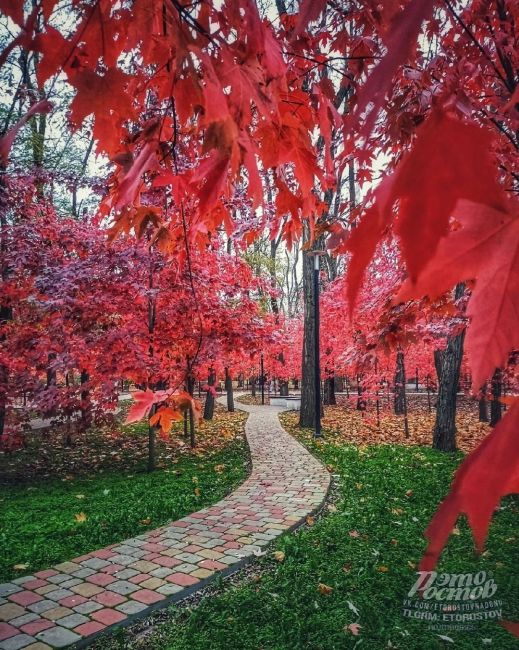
xmin=394 ymin=351 xmax=406 ymax=415
xmin=432 ymin=283 xmax=466 ymax=451
xmin=299 ymin=245 xmax=317 ymax=427
xmin=80 ymin=369 xmax=91 ymax=430
xmin=225 ymin=367 xmax=234 ymax=412
xmin=279 ymin=380 xmax=289 ymax=396
xmin=433 ymin=332 xmax=465 ymax=452
xmin=203 ymin=368 xmax=216 ymax=420
xmin=0 ymin=306 xmax=11 ymax=438
xmin=148 ymin=404 xmax=157 ymax=472
xmin=478 ymin=382 xmax=488 ymax=422
xmin=323 ymin=375 xmax=336 ymax=405
xmin=251 ymin=377 xmax=256 ymax=397
xmin=187 ymin=371 xmax=196 ymax=447
xmin=490 ymin=368 xmax=502 ymax=427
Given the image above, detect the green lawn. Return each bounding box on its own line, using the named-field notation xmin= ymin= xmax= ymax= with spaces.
xmin=0 ymin=408 xmax=249 ymax=582
xmin=95 ymin=417 xmax=519 ymax=650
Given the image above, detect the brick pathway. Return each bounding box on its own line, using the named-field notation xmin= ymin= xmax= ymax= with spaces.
xmin=0 ymin=397 xmax=330 ymax=649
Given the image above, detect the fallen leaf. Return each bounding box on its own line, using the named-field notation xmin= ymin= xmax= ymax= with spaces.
xmin=377 ymin=565 xmax=389 ymax=572
xmin=273 ymin=551 xmax=285 ymax=562
xmin=345 ymin=623 xmax=362 ymax=636
xmin=318 ymin=583 xmax=333 ymax=595
xmin=140 ymin=517 xmax=151 ymax=525
xmin=349 ymin=530 xmax=361 ymax=538
xmin=74 ymin=512 xmax=87 ymax=523
xmin=306 ymin=515 xmax=315 ymax=526
xmin=347 ymin=600 xmax=360 ymax=616
xmin=13 ymin=564 xmax=29 ymax=571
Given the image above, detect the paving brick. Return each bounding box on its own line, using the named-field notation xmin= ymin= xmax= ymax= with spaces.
xmin=20 ymin=582 xmax=46 ymax=592
xmin=149 ymin=568 xmax=174 ymax=579
xmin=198 ymin=559 xmax=227 ymax=571
xmin=130 ymin=590 xmax=165 ymax=605
xmin=128 ymin=561 xmax=159 ymax=573
xmin=32 ymin=587 xmax=56 ymax=597
xmin=93 ymin=592 xmax=126 ymax=608
xmin=0 ymin=633 xmax=37 ymax=649
xmin=8 ymin=593 xmax=42 ymax=608
xmin=70 ymin=568 xmax=95 ymax=579
xmin=112 ymin=569 xmax=138 ymax=580
xmin=0 ymin=605 xmax=26 ymax=622
xmin=57 ymin=595 xmax=86 ymax=609
xmin=139 ymin=578 xmax=164 ymax=590
xmin=115 ymin=601 xmax=147 ymax=616
xmin=81 ymin=558 xmax=111 ymax=571
xmin=190 ymin=569 xmax=213 ymax=579
xmin=72 ymin=621 xmax=106 ymax=636
xmin=166 ymin=573 xmax=199 ymax=587
xmin=73 ymin=602 xmax=103 ymax=615
xmin=0 ymin=623 xmax=18 ymax=641
xmin=86 ymin=573 xmax=117 ymax=587
xmin=106 ymin=581 xmax=139 ymax=596
xmin=24 ymin=644 xmax=53 ymax=650
xmin=128 ymin=574 xmax=149 ymax=585
xmin=45 ymin=575 xmax=70 ymax=586
xmin=44 ymin=589 xmax=74 ymax=602
xmin=41 ymin=607 xmax=74 ymax=622
xmin=152 ymin=556 xmax=180 ymax=568
xmin=26 ymin=602 xmax=58 ymax=615
xmin=53 ymin=562 xmax=81 ymax=575
xmin=32 ymin=572 xmax=56 ymax=581
xmin=0 ymin=587 xmax=21 ymax=600
xmin=156 ymin=584 xmax=183 ymax=596
xmin=35 ymin=627 xmax=82 ymax=648
xmin=19 ymin=620 xmax=54 ymax=636
xmin=70 ymin=584 xmax=104 ymax=598
xmin=9 ymin=616 xmax=38 ymax=628
xmin=52 ymin=613 xmax=89 ymax=629
xmin=90 ymin=609 xmax=126 ymax=626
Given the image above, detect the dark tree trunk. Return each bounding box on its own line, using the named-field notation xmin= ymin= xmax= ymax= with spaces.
xmin=203 ymin=368 xmax=216 ymax=420
xmin=251 ymin=377 xmax=256 ymax=397
xmin=279 ymin=380 xmax=289 ymax=396
xmin=394 ymin=352 xmax=406 ymax=416
xmin=334 ymin=376 xmax=344 ymax=393
xmin=148 ymin=404 xmax=157 ymax=472
xmin=46 ymin=352 xmax=57 ymax=388
xmin=80 ymin=369 xmax=91 ymax=430
xmin=478 ymin=382 xmax=489 ymax=422
xmin=299 ymin=246 xmax=317 ymax=427
xmin=187 ymin=371 xmax=196 ymax=447
xmin=490 ymin=368 xmax=503 ymax=427
xmin=0 ymin=305 xmax=11 ymax=438
xmin=323 ymin=375 xmax=336 ymax=405
xmin=433 ymin=331 xmax=465 ymax=452
xmin=225 ymin=367 xmax=234 ymax=412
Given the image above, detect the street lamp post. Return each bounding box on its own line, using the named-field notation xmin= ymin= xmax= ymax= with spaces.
xmin=260 ymin=352 xmax=265 ymax=405
xmin=310 ymin=251 xmax=324 ymax=438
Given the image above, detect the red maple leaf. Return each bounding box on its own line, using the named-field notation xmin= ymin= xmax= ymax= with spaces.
xmin=421 ymin=402 xmax=519 ymax=571
xmin=398 ymin=200 xmax=519 ymax=390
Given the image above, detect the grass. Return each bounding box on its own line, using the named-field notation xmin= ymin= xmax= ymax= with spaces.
xmin=0 ymin=406 xmax=249 ymax=582
xmin=96 ymin=413 xmax=518 ymax=650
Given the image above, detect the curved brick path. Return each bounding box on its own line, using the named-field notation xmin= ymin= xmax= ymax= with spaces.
xmin=0 ymin=397 xmax=329 ymax=649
